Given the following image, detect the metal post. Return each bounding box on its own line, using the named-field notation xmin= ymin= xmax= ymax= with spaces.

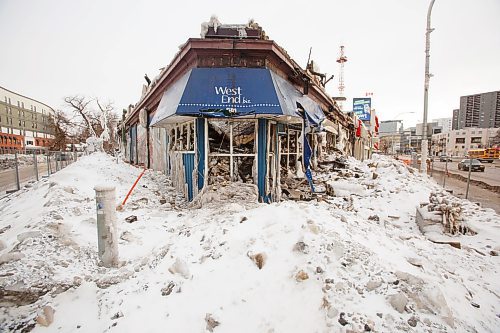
xmin=443 ymin=158 xmax=447 ymax=188
xmin=14 ymin=151 xmax=20 ymax=191
xmin=46 ymin=152 xmax=51 ymax=176
xmin=420 ymin=0 xmax=436 ymax=174
xmin=33 ymin=150 xmax=39 ymax=181
xmin=94 ymin=185 xmax=119 ymax=267
xmin=55 ymin=153 xmax=59 ymax=172
xmin=465 ymin=158 xmax=472 ymax=199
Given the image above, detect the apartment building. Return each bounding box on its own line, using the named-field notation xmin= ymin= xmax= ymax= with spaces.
xmin=0 ymin=86 xmax=55 ymax=152
xmin=457 ymin=90 xmax=500 ymax=129
xmin=431 ymin=127 xmax=498 ymax=156
xmin=452 ymin=109 xmax=459 ymax=130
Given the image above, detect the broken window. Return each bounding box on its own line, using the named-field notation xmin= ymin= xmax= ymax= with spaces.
xmin=208 ymin=156 xmax=230 ymax=183
xmin=232 ymin=122 xmax=255 ymax=154
xmin=279 ymin=123 xmax=303 ymax=181
xmin=232 ymin=156 xmax=255 ymax=183
xmin=168 ymin=121 xmax=195 ymax=152
xmin=207 ymin=120 xmax=257 ymax=185
xmin=188 ymin=121 xmax=195 ymax=150
xmin=208 ymin=120 xmax=230 ymax=154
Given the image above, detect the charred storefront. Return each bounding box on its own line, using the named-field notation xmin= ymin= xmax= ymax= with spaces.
xmin=124 ymin=19 xmax=354 ymax=202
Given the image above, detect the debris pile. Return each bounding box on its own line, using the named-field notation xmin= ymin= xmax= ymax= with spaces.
xmin=427 ymin=191 xmax=469 ymax=235
xmin=1 ymin=152 xmax=499 ymax=332
xmin=190 ymin=182 xmax=259 ymax=208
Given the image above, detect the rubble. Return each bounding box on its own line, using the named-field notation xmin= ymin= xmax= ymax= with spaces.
xmin=366 ymin=279 xmax=382 ymax=291
xmin=427 ymin=191 xmax=466 ymax=235
xmin=168 ymin=258 xmax=191 ymax=279
xmin=36 ymin=305 xmax=55 ymax=327
xmin=407 ymin=316 xmax=418 ymax=327
xmin=190 ymin=182 xmax=258 ymax=208
xmin=161 ymin=281 xmax=176 ymax=296
xmin=125 ymin=215 xmax=138 ymax=223
xmin=205 ymin=313 xmax=220 ymax=332
xmin=1 ymin=152 xmax=499 ymax=332
xmin=0 ymin=252 xmax=25 ymax=264
xmin=247 ymin=252 xmax=266 ymax=269
xmin=295 ymin=270 xmax=309 ymax=281
xmin=389 ymin=292 xmax=408 ymax=313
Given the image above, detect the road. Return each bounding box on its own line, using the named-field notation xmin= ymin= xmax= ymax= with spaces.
xmin=0 ymin=159 xmax=72 ymax=194
xmin=431 ymin=158 xmax=500 ymax=187
xmin=431 ymin=171 xmax=500 ymax=214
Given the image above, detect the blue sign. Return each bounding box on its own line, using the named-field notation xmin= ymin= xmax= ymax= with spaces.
xmin=178 ymin=68 xmax=282 ymax=116
xmin=353 ymin=98 xmax=371 ymax=121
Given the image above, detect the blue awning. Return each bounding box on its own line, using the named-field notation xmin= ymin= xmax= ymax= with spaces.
xmin=150 ymin=67 xmax=326 ymax=127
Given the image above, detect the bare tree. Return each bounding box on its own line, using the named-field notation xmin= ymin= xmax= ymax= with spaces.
xmin=48 ymin=109 xmax=90 ymax=150
xmin=63 ymin=95 xmax=119 ymax=153
xmin=63 ymin=96 xmax=97 ymax=137
xmin=379 ymin=137 xmax=391 ymax=154
xmin=96 ymin=99 xmax=119 ymax=152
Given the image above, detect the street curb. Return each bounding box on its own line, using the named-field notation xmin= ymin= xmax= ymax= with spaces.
xmin=432 ymin=169 xmax=500 ymax=194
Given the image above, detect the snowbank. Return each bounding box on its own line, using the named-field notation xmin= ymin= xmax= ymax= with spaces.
xmin=0 ymin=153 xmax=498 ymax=332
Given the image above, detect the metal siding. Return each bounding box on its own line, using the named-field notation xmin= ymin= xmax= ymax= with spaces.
xmin=165 ymin=133 xmax=171 ymax=176
xmin=196 ymin=118 xmax=205 ymax=190
xmin=257 ymin=119 xmax=267 ymax=200
xmin=130 ymin=125 xmax=137 ymax=164
xmin=182 ymin=153 xmax=195 ymax=201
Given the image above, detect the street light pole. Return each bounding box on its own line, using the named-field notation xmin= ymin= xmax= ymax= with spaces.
xmin=421 ymin=0 xmax=435 ymax=174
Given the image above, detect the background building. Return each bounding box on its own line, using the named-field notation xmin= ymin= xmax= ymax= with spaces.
xmin=379 ymin=120 xmax=403 ymax=134
xmin=457 ymin=90 xmax=500 ymax=130
xmin=432 ymin=117 xmax=452 ymax=133
xmin=0 ymin=86 xmax=55 ymax=152
xmin=431 ymin=127 xmax=499 ymax=157
xmin=378 ymin=120 xmax=403 ymax=154
xmin=416 ymin=121 xmax=441 ymax=136
xmin=452 ymin=109 xmax=459 ymax=130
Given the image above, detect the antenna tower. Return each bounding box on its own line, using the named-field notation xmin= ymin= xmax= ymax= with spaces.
xmin=336 ymin=45 xmax=348 ymax=110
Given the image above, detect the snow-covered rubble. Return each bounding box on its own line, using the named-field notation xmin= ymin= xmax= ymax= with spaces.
xmin=0 ymin=153 xmax=499 ymax=332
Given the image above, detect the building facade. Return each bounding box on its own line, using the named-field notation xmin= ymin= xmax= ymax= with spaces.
xmin=457 ymin=90 xmax=500 ymax=130
xmin=379 ymin=120 xmax=403 ymax=135
xmin=123 ymin=19 xmax=358 ymax=203
xmin=0 ymin=86 xmax=55 ymax=152
xmin=432 ymin=117 xmax=452 ymax=133
xmin=431 ymin=127 xmax=499 ymax=157
xmin=452 ymin=109 xmax=459 ymax=130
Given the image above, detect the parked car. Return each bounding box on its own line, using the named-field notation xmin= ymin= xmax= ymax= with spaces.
xmin=457 ymin=159 xmax=485 ymax=172
xmin=439 ymin=155 xmax=452 ymax=162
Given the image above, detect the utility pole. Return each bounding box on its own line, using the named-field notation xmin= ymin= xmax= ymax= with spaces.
xmin=421 ymin=0 xmax=436 ymax=174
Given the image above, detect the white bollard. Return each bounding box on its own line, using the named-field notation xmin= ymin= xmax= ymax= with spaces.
xmin=94 ymin=185 xmax=119 ymax=267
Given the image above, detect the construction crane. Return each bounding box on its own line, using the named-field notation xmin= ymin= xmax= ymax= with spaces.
xmin=336 ymin=45 xmax=348 ymax=110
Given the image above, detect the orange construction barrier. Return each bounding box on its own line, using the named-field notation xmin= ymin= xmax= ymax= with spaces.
xmin=117 ymin=167 xmax=147 ymax=210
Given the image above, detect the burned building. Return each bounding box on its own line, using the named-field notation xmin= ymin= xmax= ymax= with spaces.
xmin=124 ymin=18 xmax=356 ymax=202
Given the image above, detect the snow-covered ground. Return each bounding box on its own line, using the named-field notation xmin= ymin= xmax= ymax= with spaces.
xmin=0 ymin=153 xmax=499 ymax=332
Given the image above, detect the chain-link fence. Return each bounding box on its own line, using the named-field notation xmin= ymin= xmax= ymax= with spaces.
xmin=0 ymin=150 xmax=78 ymax=197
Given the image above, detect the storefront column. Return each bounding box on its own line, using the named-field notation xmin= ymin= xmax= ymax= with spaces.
xmin=257 ymin=119 xmax=268 ymax=201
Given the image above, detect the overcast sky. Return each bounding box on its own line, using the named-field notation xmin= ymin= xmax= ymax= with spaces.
xmin=0 ymin=0 xmax=499 ymax=127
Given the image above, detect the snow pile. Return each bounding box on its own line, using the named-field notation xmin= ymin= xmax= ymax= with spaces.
xmin=190 ymin=182 xmax=259 ymax=208
xmin=0 ymin=153 xmax=499 ymax=332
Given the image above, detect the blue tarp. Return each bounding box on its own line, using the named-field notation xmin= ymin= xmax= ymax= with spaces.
xmin=269 ymin=71 xmax=325 ymax=128
xmin=150 ymin=67 xmax=326 ymax=126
